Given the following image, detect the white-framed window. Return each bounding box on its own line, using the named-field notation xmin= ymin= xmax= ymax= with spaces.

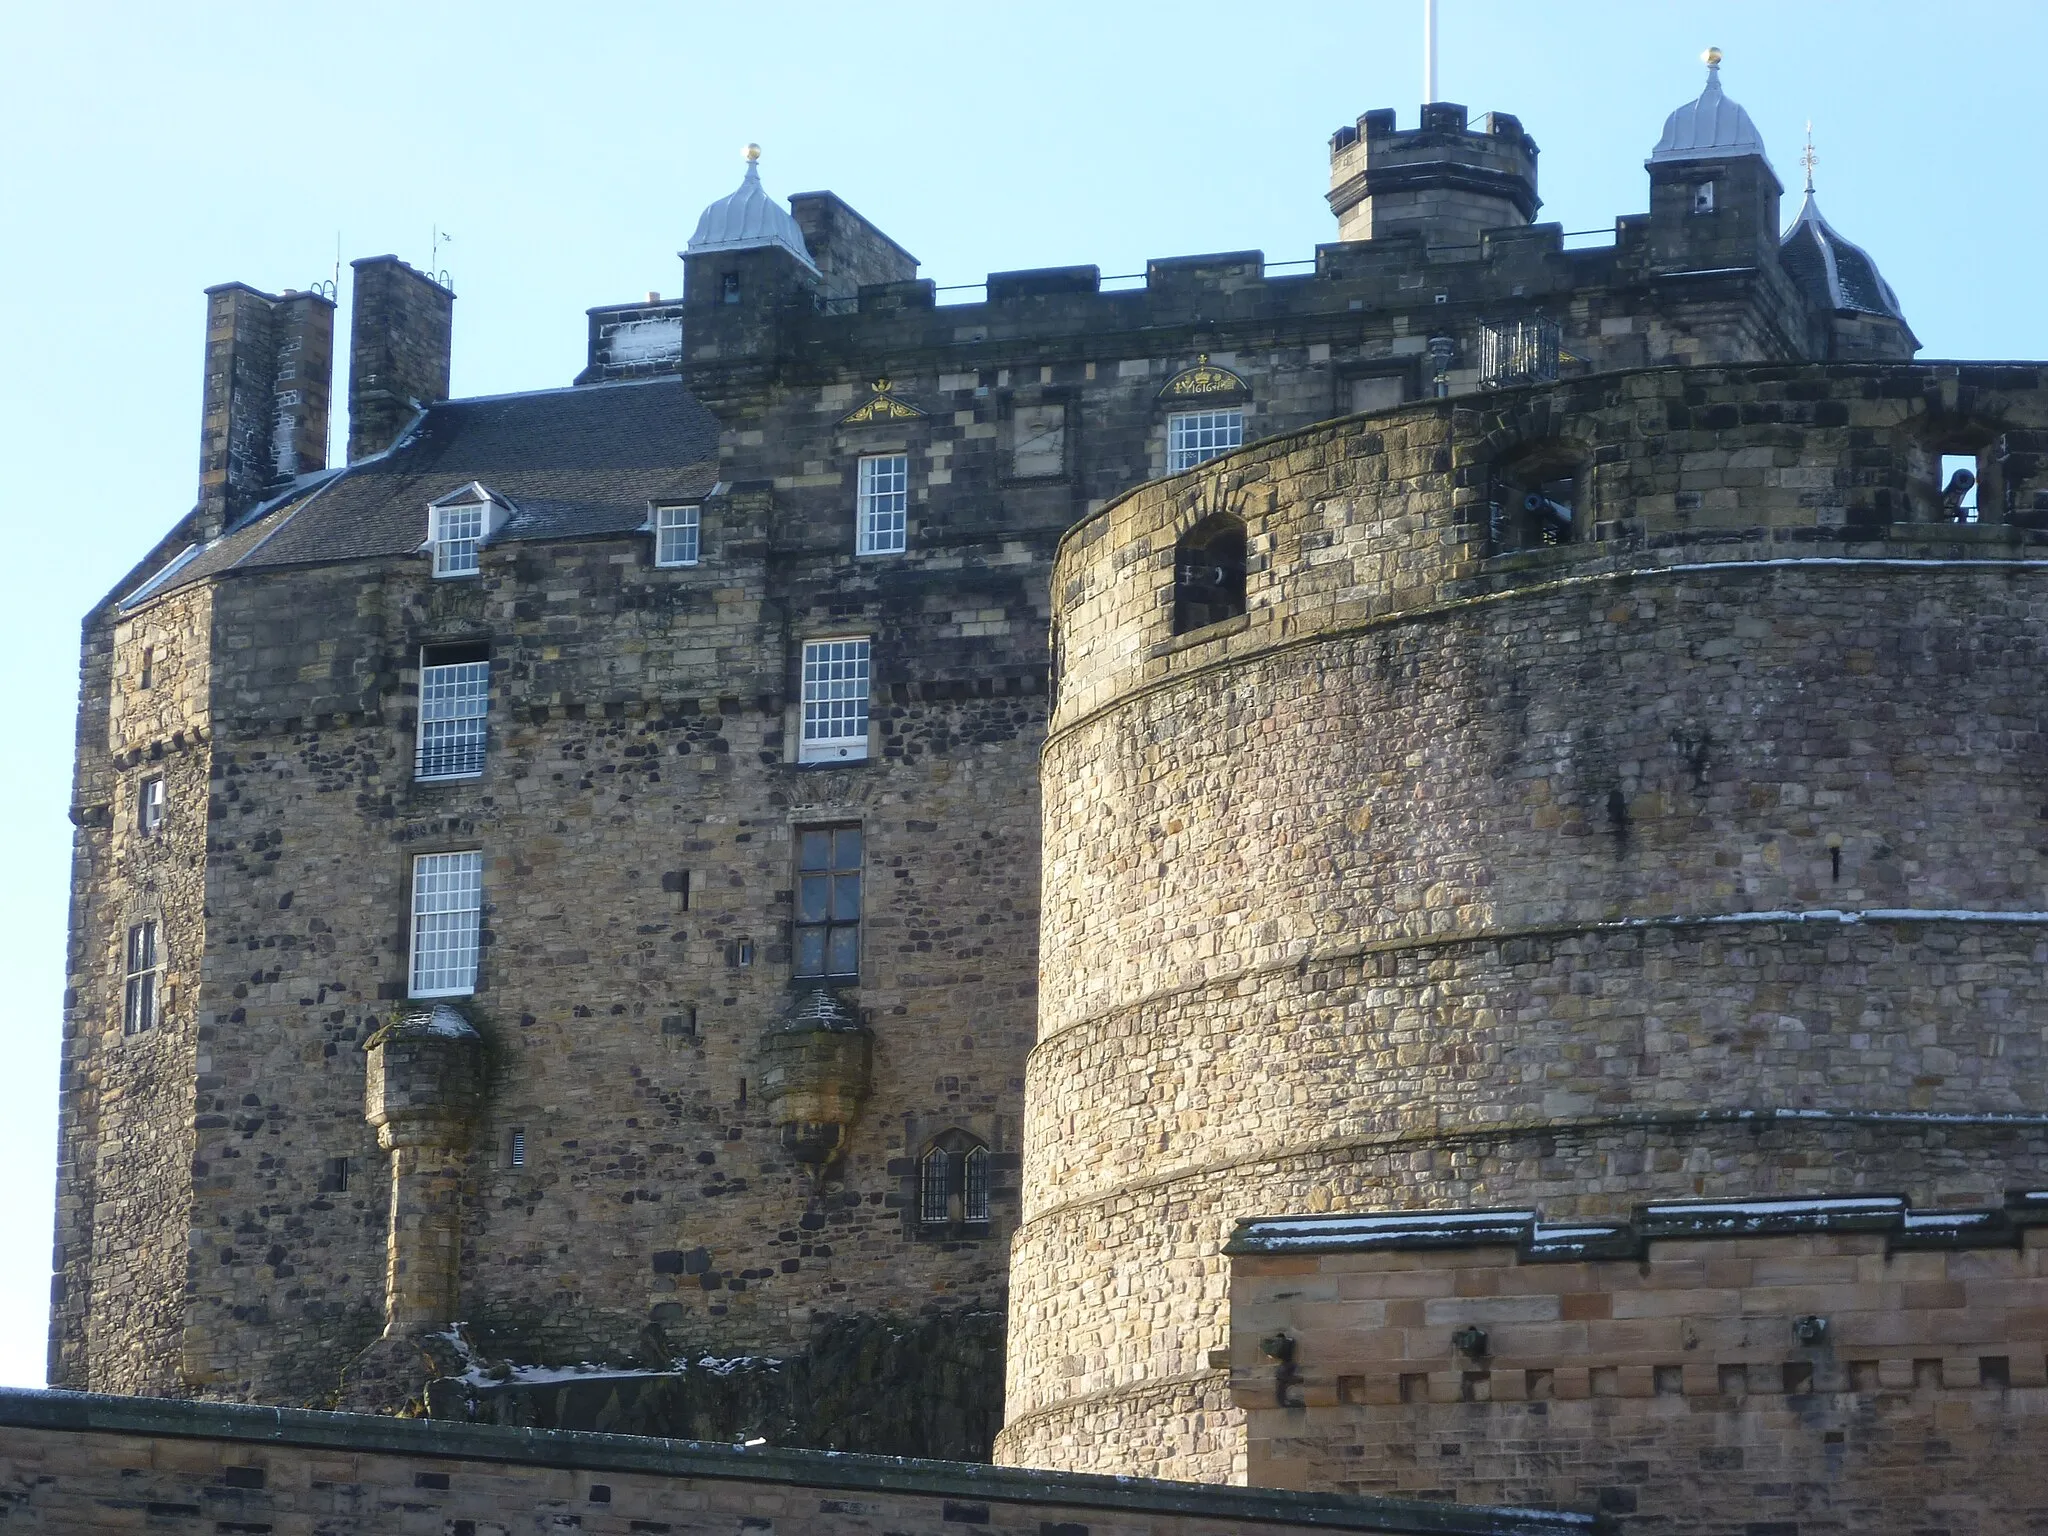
xmin=123 ymin=919 xmax=160 ymax=1035
xmin=137 ymin=776 xmax=166 ymax=838
xmin=430 ymin=503 xmax=485 ymax=578
xmin=800 ymin=638 xmax=871 ymax=763
xmin=1166 ymin=408 xmax=1245 ymax=473
xmin=416 ymin=645 xmax=489 ymax=781
xmin=654 ymin=504 xmax=700 ymax=567
xmin=409 ymin=851 xmax=484 ymax=998
xmin=856 ymin=454 xmax=908 ymax=556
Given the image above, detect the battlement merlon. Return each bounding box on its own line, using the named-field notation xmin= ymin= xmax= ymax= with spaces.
xmin=1328 ymin=103 xmax=1541 ymax=248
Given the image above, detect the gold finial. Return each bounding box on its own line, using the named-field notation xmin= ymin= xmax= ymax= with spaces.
xmin=1800 ymin=121 xmax=1817 ymax=194
xmin=870 ymin=378 xmax=892 ymax=394
xmin=1702 ymin=45 xmax=1722 ymax=69
xmin=744 ymin=143 xmax=761 ymax=163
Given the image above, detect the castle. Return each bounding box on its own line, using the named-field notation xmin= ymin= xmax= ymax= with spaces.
xmin=46 ymin=55 xmax=2048 ymax=1532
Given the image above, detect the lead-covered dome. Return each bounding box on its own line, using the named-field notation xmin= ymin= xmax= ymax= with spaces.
xmin=684 ymin=146 xmax=817 ymax=270
xmin=1650 ymin=50 xmax=1770 ymax=168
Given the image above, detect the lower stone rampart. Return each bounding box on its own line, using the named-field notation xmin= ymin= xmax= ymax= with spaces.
xmin=1001 ymin=915 xmax=2048 ymax=1476
xmin=996 ymin=1109 xmax=2048 ymax=1481
xmin=0 ymin=1388 xmax=1603 ymax=1536
xmin=1224 ymin=1199 xmax=2048 ymax=1532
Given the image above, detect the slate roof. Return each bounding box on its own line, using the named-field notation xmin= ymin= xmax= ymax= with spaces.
xmin=131 ymin=376 xmax=723 ymax=605
xmin=1779 ymin=191 xmax=1917 ymax=341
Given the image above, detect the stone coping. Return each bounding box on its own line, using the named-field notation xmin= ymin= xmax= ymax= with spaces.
xmin=1227 ymin=1192 xmax=2048 ymax=1261
xmin=0 ymin=1389 xmax=1601 ymax=1535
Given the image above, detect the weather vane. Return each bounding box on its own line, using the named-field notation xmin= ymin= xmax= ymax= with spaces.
xmin=1801 ymin=121 xmax=1817 ymax=195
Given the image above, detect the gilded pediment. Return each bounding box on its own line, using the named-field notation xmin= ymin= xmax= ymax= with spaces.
xmin=840 ymin=379 xmax=926 ymax=424
xmin=1159 ymin=355 xmax=1248 ymax=400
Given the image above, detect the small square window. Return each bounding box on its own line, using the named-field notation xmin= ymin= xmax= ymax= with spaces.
xmin=1167 ymin=409 xmax=1244 ymax=473
xmin=409 ymin=851 xmax=483 ymax=998
xmin=795 ymin=825 xmax=862 ymax=980
xmin=654 ymin=504 xmax=701 ymax=567
xmin=138 ymin=776 xmax=166 ymax=838
xmin=856 ymin=454 xmax=908 ymax=556
xmin=800 ymin=638 xmax=870 ymax=763
xmin=431 ymin=504 xmax=485 ymax=578
xmin=123 ymin=920 xmax=160 ymax=1035
xmin=1692 ymin=180 xmax=1715 ymax=214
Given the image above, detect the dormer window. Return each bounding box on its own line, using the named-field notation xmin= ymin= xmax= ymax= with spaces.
xmin=430 ymin=503 xmax=484 ymax=577
xmin=426 ymin=484 xmax=509 ymax=579
xmin=653 ymin=504 xmax=701 ymax=567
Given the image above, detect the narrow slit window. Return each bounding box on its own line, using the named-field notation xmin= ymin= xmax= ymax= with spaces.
xmin=123 ymin=919 xmax=160 ymax=1035
xmin=507 ymin=1128 xmax=526 ymax=1169
xmin=856 ymin=454 xmax=908 ymax=555
xmin=1166 ymin=409 xmax=1244 ymax=473
xmin=417 ymin=644 xmax=490 ymax=781
xmin=800 ymin=638 xmax=870 ymax=763
xmin=138 ymin=776 xmax=166 ymax=838
xmin=920 ymin=1147 xmax=950 ymax=1224
xmin=794 ymin=825 xmax=861 ymax=980
xmin=654 ymin=504 xmax=701 ymax=567
xmin=409 ymin=851 xmax=483 ymax=998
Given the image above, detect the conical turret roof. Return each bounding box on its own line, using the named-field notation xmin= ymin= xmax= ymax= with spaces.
xmin=685 ymin=146 xmax=817 ymax=271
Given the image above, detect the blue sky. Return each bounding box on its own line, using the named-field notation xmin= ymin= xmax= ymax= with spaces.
xmin=1 ymin=0 xmax=2042 ymax=1389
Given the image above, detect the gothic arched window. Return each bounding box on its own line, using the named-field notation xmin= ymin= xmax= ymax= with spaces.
xmin=919 ymin=1131 xmax=990 ymax=1228
xmin=1171 ymin=514 xmax=1247 ymax=635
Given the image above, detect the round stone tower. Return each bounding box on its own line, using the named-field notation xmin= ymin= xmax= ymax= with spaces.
xmin=997 ymin=362 xmax=2048 ymax=1480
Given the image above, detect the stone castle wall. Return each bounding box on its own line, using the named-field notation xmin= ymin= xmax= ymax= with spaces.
xmin=1227 ymin=1205 xmax=2048 ymax=1532
xmin=0 ymin=1387 xmax=1598 ymax=1536
xmin=1001 ymin=363 xmax=2048 ymax=1480
xmin=53 ymin=583 xmax=216 ymax=1395
xmin=59 ymin=505 xmax=1046 ymax=1424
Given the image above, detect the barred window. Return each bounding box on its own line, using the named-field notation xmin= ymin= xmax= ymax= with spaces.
xmin=1166 ymin=408 xmax=1244 ymax=473
xmin=431 ymin=503 xmax=484 ymax=578
xmin=919 ymin=1132 xmax=990 ymax=1227
xmin=654 ymin=504 xmax=700 ymax=567
xmin=417 ymin=644 xmax=489 ymax=781
xmin=138 ymin=776 xmax=166 ymax=837
xmin=123 ymin=920 xmax=160 ymax=1035
xmin=410 ymin=851 xmax=483 ymax=998
xmin=794 ymin=825 xmax=861 ymax=980
xmin=856 ymin=454 xmax=908 ymax=555
xmin=800 ymin=638 xmax=870 ymax=763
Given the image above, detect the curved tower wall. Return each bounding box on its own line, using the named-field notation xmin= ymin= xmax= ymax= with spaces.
xmin=1001 ymin=363 xmax=2048 ymax=1480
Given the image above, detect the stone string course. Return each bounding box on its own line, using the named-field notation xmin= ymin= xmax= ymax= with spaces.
xmin=1002 ymin=363 xmax=2048 ymax=1489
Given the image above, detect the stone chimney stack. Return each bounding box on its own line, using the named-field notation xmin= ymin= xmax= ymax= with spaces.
xmin=197 ymin=282 xmax=335 ymax=538
xmin=346 ymin=256 xmax=454 ymax=463
xmin=1327 ymin=104 xmax=1541 ymax=249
